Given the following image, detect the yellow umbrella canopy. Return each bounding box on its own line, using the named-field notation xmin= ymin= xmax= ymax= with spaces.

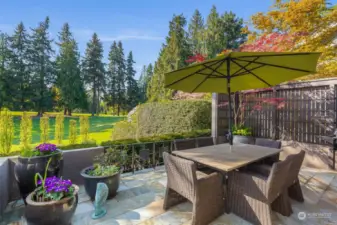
xmin=165 ymin=52 xmax=321 ymax=93
xmin=165 ymin=52 xmax=321 ymax=145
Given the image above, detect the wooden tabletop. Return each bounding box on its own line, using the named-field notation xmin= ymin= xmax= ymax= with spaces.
xmin=172 ymin=143 xmax=282 ymax=172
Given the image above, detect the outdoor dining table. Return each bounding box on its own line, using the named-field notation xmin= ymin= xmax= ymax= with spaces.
xmin=172 ymin=143 xmax=282 ymax=213
xmin=172 ymin=143 xmax=282 ymax=172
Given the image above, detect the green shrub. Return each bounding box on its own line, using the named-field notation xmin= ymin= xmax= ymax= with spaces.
xmin=0 ymin=109 xmax=14 ymax=155
xmin=111 ymin=100 xmax=211 ymax=140
xmin=69 ymin=119 xmax=77 ymax=145
xmin=80 ymin=116 xmax=90 ymax=143
xmin=20 ymin=112 xmax=32 ymax=150
xmin=102 ymin=129 xmax=211 ymax=146
xmin=111 ymin=120 xmax=137 ymax=141
xmin=58 ymin=141 xmax=97 ymax=150
xmin=137 ymin=100 xmax=211 ymax=137
xmin=54 ymin=113 xmax=64 ymax=145
xmin=40 ymin=115 xmax=49 ymax=143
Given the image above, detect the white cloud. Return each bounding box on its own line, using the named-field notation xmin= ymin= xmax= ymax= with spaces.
xmin=73 ymin=28 xmax=163 ymax=42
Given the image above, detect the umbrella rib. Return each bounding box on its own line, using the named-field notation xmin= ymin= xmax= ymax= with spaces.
xmin=235 ymin=58 xmax=314 ymax=73
xmin=236 ymin=52 xmax=315 ymax=58
xmin=232 ymin=56 xmax=260 ymax=76
xmin=191 ymin=59 xmax=226 ymax=92
xmin=231 ymin=59 xmax=272 ymax=87
xmin=165 ymin=59 xmax=224 ymax=88
xmin=232 ymin=64 xmax=265 ymax=77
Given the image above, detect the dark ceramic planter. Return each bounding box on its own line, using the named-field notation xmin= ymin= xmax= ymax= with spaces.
xmin=80 ymin=166 xmax=120 ymax=201
xmin=14 ymin=150 xmax=64 ymax=203
xmin=25 ymin=185 xmax=79 ymax=225
xmin=233 ymin=135 xmax=255 ymax=144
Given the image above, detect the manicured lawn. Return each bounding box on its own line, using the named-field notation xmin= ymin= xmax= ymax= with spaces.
xmin=12 ymin=114 xmax=125 ymax=146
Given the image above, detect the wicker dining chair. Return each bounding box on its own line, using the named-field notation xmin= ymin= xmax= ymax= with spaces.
xmin=255 ymin=138 xmax=282 ymax=165
xmin=196 ymin=136 xmax=214 ymax=147
xmin=174 ymin=138 xmax=197 ymax=150
xmin=228 ymin=157 xmax=293 ymax=225
xmin=250 ymin=150 xmax=306 ymax=202
xmin=163 ymin=152 xmax=225 ymax=225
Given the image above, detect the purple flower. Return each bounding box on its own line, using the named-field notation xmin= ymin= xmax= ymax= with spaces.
xmin=37 ymin=176 xmax=73 ymax=194
xmin=35 ymin=143 xmax=57 ymax=153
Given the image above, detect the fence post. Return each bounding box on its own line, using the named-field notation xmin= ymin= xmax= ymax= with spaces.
xmin=272 ymin=87 xmax=279 ymax=140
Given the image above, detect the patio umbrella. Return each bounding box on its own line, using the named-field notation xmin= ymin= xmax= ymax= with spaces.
xmin=164 ymin=52 xmax=321 ymax=145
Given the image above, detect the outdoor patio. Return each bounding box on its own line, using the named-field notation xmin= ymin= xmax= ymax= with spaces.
xmin=1 ymin=166 xmax=336 ymax=225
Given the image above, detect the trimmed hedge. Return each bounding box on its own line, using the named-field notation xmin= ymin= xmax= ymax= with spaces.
xmin=137 ymin=100 xmax=211 ymax=137
xmin=102 ymin=129 xmax=211 ymax=146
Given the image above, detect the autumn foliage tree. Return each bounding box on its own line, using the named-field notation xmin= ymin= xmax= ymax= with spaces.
xmin=243 ymin=0 xmax=337 ymax=79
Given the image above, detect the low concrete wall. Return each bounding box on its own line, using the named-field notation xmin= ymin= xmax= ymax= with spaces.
xmin=280 ymin=141 xmax=336 ymax=170
xmin=0 ymin=158 xmax=9 ymax=217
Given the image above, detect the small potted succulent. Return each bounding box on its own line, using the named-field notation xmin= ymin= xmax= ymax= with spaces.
xmin=232 ymin=125 xmax=254 ymax=144
xmin=80 ymin=146 xmax=128 ymax=200
xmin=25 ymin=158 xmax=78 ymax=225
xmin=14 ymin=143 xmax=63 ymax=203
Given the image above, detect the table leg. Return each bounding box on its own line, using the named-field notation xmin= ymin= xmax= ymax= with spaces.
xmin=221 ymin=172 xmax=230 ymax=214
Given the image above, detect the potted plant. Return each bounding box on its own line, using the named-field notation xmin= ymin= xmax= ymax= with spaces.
xmin=232 ymin=125 xmax=254 ymax=144
xmin=80 ymin=146 xmax=128 ymax=200
xmin=25 ymin=158 xmax=78 ymax=225
xmin=14 ymin=143 xmax=63 ymax=203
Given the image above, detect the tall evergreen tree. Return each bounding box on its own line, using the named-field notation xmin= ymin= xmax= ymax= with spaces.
xmin=147 ymin=14 xmax=191 ymax=101
xmin=205 ymin=6 xmax=225 ymax=58
xmin=8 ymin=22 xmax=32 ymax=110
xmin=105 ymin=41 xmax=118 ymax=112
xmin=221 ymin=11 xmax=247 ymax=49
xmin=115 ymin=41 xmax=126 ymax=115
xmin=30 ymin=17 xmax=55 ymax=116
xmin=82 ymin=33 xmax=105 ymax=116
xmin=188 ymin=9 xmax=205 ymax=54
xmin=0 ymin=32 xmax=12 ymax=109
xmin=125 ymin=51 xmax=139 ymax=110
xmin=56 ymin=23 xmax=86 ymax=116
xmin=138 ymin=65 xmax=147 ymax=103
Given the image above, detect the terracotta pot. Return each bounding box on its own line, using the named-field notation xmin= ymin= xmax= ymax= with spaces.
xmin=25 ymin=185 xmax=79 ymax=225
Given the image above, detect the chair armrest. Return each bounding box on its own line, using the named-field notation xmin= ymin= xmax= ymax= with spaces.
xmin=228 ymin=171 xmax=269 ymax=201
xmin=196 ymin=172 xmax=224 ymax=200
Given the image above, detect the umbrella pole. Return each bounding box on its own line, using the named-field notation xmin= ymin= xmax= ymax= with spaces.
xmin=227 ymin=58 xmax=233 ymax=145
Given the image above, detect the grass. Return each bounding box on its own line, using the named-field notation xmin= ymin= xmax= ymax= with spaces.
xmin=7 ymin=113 xmax=126 ymax=153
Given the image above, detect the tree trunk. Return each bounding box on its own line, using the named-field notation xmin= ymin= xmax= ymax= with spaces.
xmin=92 ymin=82 xmax=96 ymax=116
xmin=117 ymin=104 xmax=120 ymax=116
xmin=64 ymin=108 xmax=68 ymax=115
xmin=68 ymin=108 xmax=72 ymax=116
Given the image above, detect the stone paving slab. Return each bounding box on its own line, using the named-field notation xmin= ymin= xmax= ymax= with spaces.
xmin=1 ymin=166 xmax=337 ymax=225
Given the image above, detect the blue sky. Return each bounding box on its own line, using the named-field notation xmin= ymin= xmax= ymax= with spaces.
xmin=1 ymin=0 xmax=336 ymax=78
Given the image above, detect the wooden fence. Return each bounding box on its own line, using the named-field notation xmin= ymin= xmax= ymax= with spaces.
xmin=212 ymin=78 xmax=337 ymax=145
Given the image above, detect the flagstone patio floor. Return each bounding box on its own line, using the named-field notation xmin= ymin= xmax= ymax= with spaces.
xmin=1 ymin=166 xmax=337 ymax=225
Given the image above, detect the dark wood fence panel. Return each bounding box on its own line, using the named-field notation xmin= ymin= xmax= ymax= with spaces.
xmin=213 ymin=78 xmax=337 ymax=145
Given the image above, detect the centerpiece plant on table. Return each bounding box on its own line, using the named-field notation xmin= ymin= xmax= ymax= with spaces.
xmin=80 ymin=146 xmax=128 ymax=200
xmin=14 ymin=143 xmax=63 ymax=203
xmin=25 ymin=158 xmax=78 ymax=225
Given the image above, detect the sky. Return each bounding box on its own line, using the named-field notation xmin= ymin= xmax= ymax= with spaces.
xmin=1 ymin=0 xmax=336 ymax=78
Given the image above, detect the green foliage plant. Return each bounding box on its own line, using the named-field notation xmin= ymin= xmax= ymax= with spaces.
xmin=20 ymin=111 xmax=32 ymax=151
xmin=87 ymin=146 xmax=127 ymax=176
xmin=69 ymin=119 xmax=77 ymax=145
xmin=54 ymin=113 xmax=64 ymax=145
xmin=40 ymin=115 xmax=50 ymax=143
xmin=0 ymin=109 xmax=14 ymax=155
xmin=232 ymin=125 xmax=252 ymax=136
xmin=79 ymin=116 xmax=90 ymax=143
